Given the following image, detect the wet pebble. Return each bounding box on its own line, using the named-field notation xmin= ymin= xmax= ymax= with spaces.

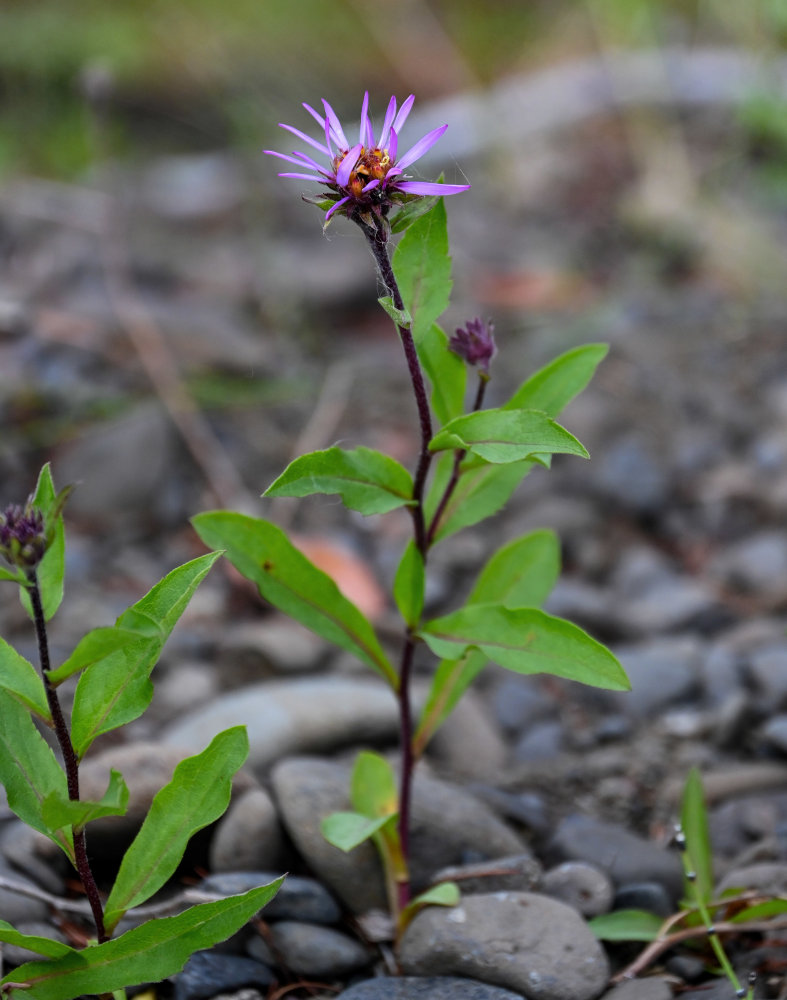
xmin=209 ymin=788 xmax=284 ymax=873
xmin=200 ymin=872 xmax=341 ymax=925
xmin=399 ymin=891 xmax=609 ymax=1000
xmin=260 ymin=920 xmax=372 ymax=977
xmin=541 ymin=861 xmax=613 ymax=917
xmin=336 ymin=977 xmax=528 ymax=1000
xmin=173 ymin=951 xmax=273 ymax=1000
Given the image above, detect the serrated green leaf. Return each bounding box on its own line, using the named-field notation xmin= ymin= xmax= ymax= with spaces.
xmin=468 ymin=530 xmax=561 ymax=608
xmin=377 ymin=296 xmax=413 ymax=329
xmin=504 ymin=344 xmax=609 ymax=416
xmin=321 ymin=811 xmax=393 ymax=853
xmin=264 ymin=446 xmax=414 ymax=515
xmin=41 ymin=769 xmax=129 ymax=834
xmin=70 ymin=552 xmax=221 ymax=758
xmin=192 ymin=512 xmax=397 ymax=687
xmin=20 ymin=465 xmax=66 ymax=623
xmin=417 ymin=323 xmax=466 ymax=426
xmin=0 ymin=920 xmax=74 ymax=959
xmin=393 ymin=541 xmax=425 ymax=628
xmin=0 ymin=637 xmax=50 ymax=721
xmin=392 ymin=198 xmax=452 ymax=344
xmin=425 ymin=453 xmax=535 ymax=543
xmin=413 ymin=648 xmax=487 ymax=757
xmin=47 ymin=626 xmax=151 ymax=687
xmin=2 ymin=881 xmax=283 ymax=1000
xmin=681 ymin=767 xmax=713 ymax=905
xmin=0 ymin=687 xmax=73 ymax=863
xmin=419 ymin=605 xmax=629 ymax=691
xmin=103 ymin=727 xmax=249 ymax=933
xmin=430 ymin=408 xmax=589 ymax=465
xmin=350 ymin=751 xmax=398 ymax=819
xmin=588 ymin=908 xmax=664 ymax=942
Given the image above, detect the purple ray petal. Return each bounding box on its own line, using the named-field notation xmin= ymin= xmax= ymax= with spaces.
xmin=278 ymin=123 xmax=330 ymax=157
xmin=277 ymin=172 xmax=328 ymax=182
xmin=359 ymin=92 xmax=372 ymax=146
xmin=302 ymin=103 xmax=326 ymax=129
xmin=395 ymin=180 xmax=470 ymax=196
xmin=290 ymin=150 xmax=332 ymax=175
xmin=336 ymin=143 xmax=363 ymax=187
xmin=325 ymin=195 xmax=351 ymax=220
xmin=396 ymin=124 xmax=448 ymax=170
xmin=392 ymin=94 xmax=415 ymax=135
xmin=361 ymin=178 xmax=380 ymax=192
xmin=378 ymin=95 xmax=397 ymax=148
xmin=322 ymin=99 xmax=349 ymax=150
xmin=264 ymin=150 xmax=330 ymax=175
xmin=388 ymin=126 xmax=398 ymax=162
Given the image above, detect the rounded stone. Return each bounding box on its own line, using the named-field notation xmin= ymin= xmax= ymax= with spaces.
xmin=541 ymin=862 xmax=614 ymax=917
xmin=209 ymin=788 xmax=284 ymax=873
xmin=265 ymin=920 xmax=372 ymax=977
xmin=201 ymin=871 xmax=341 ymax=925
xmin=601 ymin=979 xmax=672 ymax=1000
xmin=431 ymin=854 xmax=542 ymax=895
xmin=336 ymin=977 xmax=528 ymax=1000
xmin=399 ymin=891 xmax=610 ymax=1000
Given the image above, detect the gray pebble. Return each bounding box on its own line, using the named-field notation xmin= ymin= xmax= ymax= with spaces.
xmin=173 ymin=951 xmax=273 ymax=1000
xmin=541 ymin=862 xmax=613 ymax=917
xmin=0 ymin=822 xmax=65 ymax=894
xmin=336 ymin=977 xmax=528 ymax=1000
xmin=613 ymin=882 xmax=673 ymax=918
xmin=489 ymin=674 xmax=555 ymax=735
xmin=427 ymin=693 xmax=508 ymax=781
xmin=716 ymin=860 xmax=787 ymax=895
xmin=710 ymin=530 xmax=787 ymax=599
xmin=265 ymin=920 xmax=372 ymax=977
xmin=210 ymin=788 xmax=284 ymax=873
xmin=547 ymin=815 xmax=683 ymax=899
xmin=676 ymin=982 xmax=738 ymax=1000
xmin=601 ymin=979 xmax=672 ymax=1000
xmin=596 ymin=436 xmax=669 ymax=514
xmin=513 ymin=721 xmax=564 ymax=762
xmin=399 ymin=891 xmax=609 ymax=1000
xmin=759 ymin=714 xmax=787 ymax=755
xmin=200 ymin=872 xmax=341 ymax=925
xmin=748 ymin=645 xmax=787 ymax=709
xmin=431 ymin=854 xmax=542 ymax=895
xmin=607 ymin=638 xmax=701 ymax=718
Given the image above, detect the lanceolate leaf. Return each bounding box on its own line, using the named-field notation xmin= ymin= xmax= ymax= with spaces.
xmin=0 ymin=687 xmax=73 ymax=863
xmin=69 ymin=552 xmax=221 ymax=758
xmin=504 ymin=343 xmax=609 ymax=416
xmin=42 ymin=770 xmax=129 ymax=834
xmin=47 ymin=626 xmax=152 ymax=686
xmin=588 ymin=909 xmax=663 ymax=942
xmin=425 ymin=454 xmax=535 ymax=543
xmin=264 ymin=446 xmax=414 ymax=515
xmin=417 ymin=323 xmax=466 ymax=426
xmin=419 ymin=605 xmax=629 ymax=691
xmin=321 ymin=811 xmax=393 ymax=853
xmin=350 ymin=751 xmax=398 ymax=819
xmin=429 ymin=408 xmax=588 ymax=465
xmin=192 ymin=512 xmax=397 ymax=687
xmin=393 ymin=541 xmax=425 ymax=629
xmin=413 ymin=648 xmax=487 ymax=757
xmin=468 ymin=530 xmax=561 ymax=608
xmin=392 ymin=197 xmax=452 ymax=344
xmin=681 ymin=767 xmax=713 ymax=905
xmin=400 ymin=881 xmax=461 ymax=930
xmin=103 ymin=727 xmax=249 ymax=933
xmin=0 ymin=921 xmax=74 ymax=959
xmin=0 ymin=637 xmax=50 ymax=721
xmin=1 ymin=881 xmax=283 ymax=1000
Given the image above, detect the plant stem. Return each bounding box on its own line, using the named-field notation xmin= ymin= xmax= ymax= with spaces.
xmin=28 ymin=574 xmax=108 ymax=943
xmin=396 ymin=635 xmax=417 ymax=909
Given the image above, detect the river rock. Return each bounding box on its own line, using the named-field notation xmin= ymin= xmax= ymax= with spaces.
xmin=201 ymin=871 xmax=341 ymax=925
xmin=263 ymin=920 xmax=372 ymax=977
xmin=209 ymin=788 xmax=284 ymax=873
xmin=716 ymin=860 xmax=787 ymax=895
xmin=601 ymin=979 xmax=672 ymax=1000
xmin=336 ymin=978 xmax=528 ymax=1000
xmin=173 ymin=951 xmax=273 ymax=1000
xmin=607 ymin=638 xmax=702 ymax=718
xmin=431 ymin=854 xmax=542 ymax=895
xmin=270 ymin=757 xmax=524 ymax=913
xmin=399 ymin=891 xmax=609 ymax=1000
xmin=541 ymin=862 xmax=613 ymax=917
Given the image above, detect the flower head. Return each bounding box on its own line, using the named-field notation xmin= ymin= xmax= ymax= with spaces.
xmin=0 ymin=503 xmax=47 ymax=571
xmin=449 ymin=318 xmax=497 ymax=376
xmin=264 ymin=92 xmax=469 ymax=223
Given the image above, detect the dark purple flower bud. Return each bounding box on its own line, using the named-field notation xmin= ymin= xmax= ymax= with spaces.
xmin=0 ymin=503 xmax=47 ymax=570
xmin=449 ymin=318 xmax=496 ymax=375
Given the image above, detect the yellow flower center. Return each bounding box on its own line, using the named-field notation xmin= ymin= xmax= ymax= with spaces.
xmin=335 ymin=146 xmax=392 ymax=197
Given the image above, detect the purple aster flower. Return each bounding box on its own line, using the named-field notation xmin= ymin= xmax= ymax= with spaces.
xmin=264 ymin=92 xmax=469 ymax=223
xmin=449 ymin=318 xmax=497 ymax=376
xmin=0 ymin=503 xmax=47 ymax=570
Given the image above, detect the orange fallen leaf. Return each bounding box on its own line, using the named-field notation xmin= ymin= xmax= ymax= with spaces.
xmin=292 ymin=534 xmax=386 ymax=621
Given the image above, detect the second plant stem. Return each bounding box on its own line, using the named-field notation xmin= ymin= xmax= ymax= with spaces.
xmin=28 ymin=573 xmax=108 ymax=943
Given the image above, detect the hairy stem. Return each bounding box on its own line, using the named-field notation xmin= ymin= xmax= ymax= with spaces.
xmin=28 ymin=575 xmax=108 ymax=943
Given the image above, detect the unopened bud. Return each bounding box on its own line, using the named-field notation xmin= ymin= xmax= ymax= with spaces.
xmin=449 ymin=318 xmax=497 ymax=376
xmin=0 ymin=503 xmax=47 ymax=571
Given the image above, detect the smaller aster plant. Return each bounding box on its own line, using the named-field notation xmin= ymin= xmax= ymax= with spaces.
xmin=264 ymin=92 xmax=469 ymax=224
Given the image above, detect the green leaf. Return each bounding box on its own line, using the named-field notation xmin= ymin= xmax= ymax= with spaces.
xmin=103 ymin=727 xmax=249 ymax=934
xmin=393 ymin=541 xmax=425 ymax=628
xmin=0 ymin=920 xmax=74 ymax=959
xmin=681 ymin=767 xmax=714 ymax=905
xmin=1 ymin=881 xmax=283 ymax=1000
xmin=417 ymin=323 xmax=466 ymax=426
xmin=468 ymin=530 xmax=561 ymax=608
xmin=377 ymin=296 xmax=413 ymax=329
xmin=0 ymin=566 xmax=26 ymax=584
xmin=401 ymin=881 xmax=461 ymax=927
xmin=264 ymin=446 xmax=414 ymax=515
xmin=20 ymin=465 xmax=67 ymax=623
xmin=392 ymin=197 xmax=452 ymax=344
xmin=192 ymin=512 xmax=397 ymax=688
xmin=425 ymin=453 xmax=535 ymax=543
xmin=429 ymin=408 xmax=589 ymax=465
xmin=0 ymin=687 xmax=73 ymax=863
xmin=69 ymin=552 xmax=221 ymax=758
xmin=419 ymin=605 xmax=630 ymax=691
xmin=504 ymin=344 xmax=609 ymax=417
xmin=413 ymin=648 xmax=487 ymax=757
xmin=588 ymin=909 xmax=664 ymax=942
xmin=321 ymin=810 xmax=393 ymax=853
xmin=0 ymin=637 xmax=51 ymax=721
xmin=47 ymin=626 xmax=152 ymax=686
xmin=729 ymin=899 xmax=787 ymax=922
xmin=389 ymin=193 xmax=440 ymax=234
xmin=42 ymin=770 xmax=129 ymax=834
xmin=350 ymin=751 xmax=398 ymax=819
